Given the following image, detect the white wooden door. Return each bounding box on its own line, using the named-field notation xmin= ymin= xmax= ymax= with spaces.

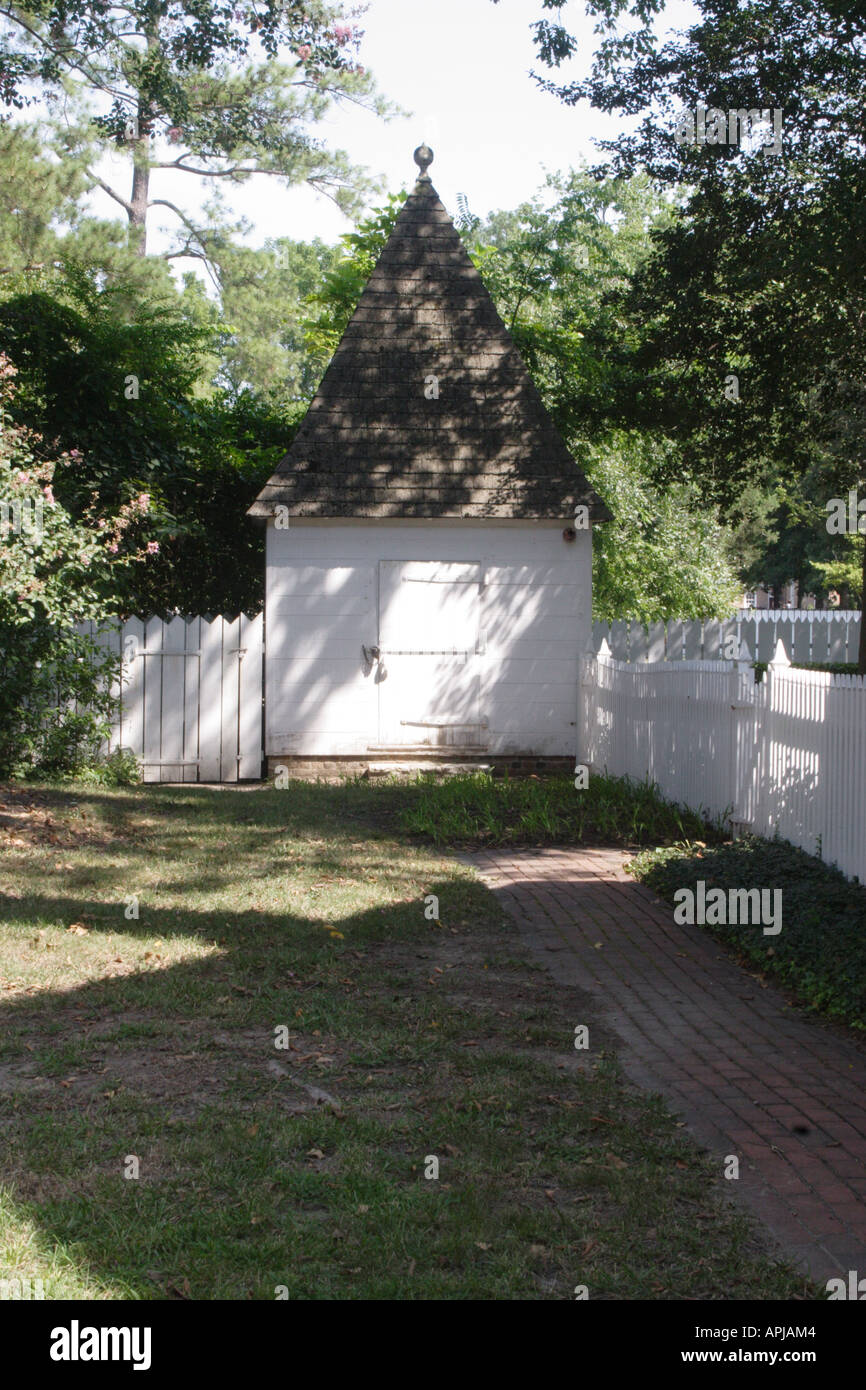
xmin=376 ymin=561 xmax=487 ymax=749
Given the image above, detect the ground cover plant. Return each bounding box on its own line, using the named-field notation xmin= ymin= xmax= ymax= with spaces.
xmin=398 ymin=770 xmax=719 ymax=849
xmin=0 ymin=779 xmax=811 ymax=1299
xmin=628 ymin=836 xmax=866 ymax=1033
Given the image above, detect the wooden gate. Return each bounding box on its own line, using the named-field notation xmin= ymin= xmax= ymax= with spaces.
xmin=77 ymin=615 xmax=263 ymax=782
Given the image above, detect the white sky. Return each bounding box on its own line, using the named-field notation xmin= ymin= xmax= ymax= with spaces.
xmin=80 ymin=0 xmax=697 ymax=269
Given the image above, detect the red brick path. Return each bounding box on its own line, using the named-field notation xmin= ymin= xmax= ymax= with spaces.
xmin=463 ymin=845 xmax=866 ymax=1283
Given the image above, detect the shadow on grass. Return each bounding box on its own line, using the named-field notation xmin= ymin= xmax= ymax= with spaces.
xmin=0 ymin=781 xmax=813 ymax=1300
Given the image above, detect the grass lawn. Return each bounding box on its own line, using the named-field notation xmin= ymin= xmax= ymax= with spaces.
xmin=0 ymin=778 xmax=813 ymax=1300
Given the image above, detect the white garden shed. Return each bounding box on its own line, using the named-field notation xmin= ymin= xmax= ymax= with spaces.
xmin=248 ymin=148 xmax=608 ymax=775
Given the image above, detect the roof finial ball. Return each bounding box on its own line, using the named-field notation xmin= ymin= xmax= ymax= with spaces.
xmin=413 ymin=144 xmax=434 ymax=179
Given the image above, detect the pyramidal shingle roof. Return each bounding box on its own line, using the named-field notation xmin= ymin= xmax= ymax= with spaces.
xmin=248 ymin=157 xmax=608 ymax=521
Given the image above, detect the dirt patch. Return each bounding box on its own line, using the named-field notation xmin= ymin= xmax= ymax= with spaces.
xmin=0 ymin=787 xmax=117 ymax=850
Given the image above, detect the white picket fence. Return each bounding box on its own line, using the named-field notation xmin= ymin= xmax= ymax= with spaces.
xmin=592 ymin=611 xmax=862 ymax=664
xmin=68 ymin=610 xmax=866 ymax=881
xmin=580 ymin=641 xmax=866 ymax=883
xmin=77 ymin=615 xmax=263 ymax=782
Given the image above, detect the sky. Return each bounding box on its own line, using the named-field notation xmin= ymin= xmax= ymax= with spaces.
xmin=83 ymin=0 xmax=697 ymax=269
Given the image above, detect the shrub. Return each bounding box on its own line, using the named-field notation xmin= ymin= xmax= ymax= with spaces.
xmin=629 ymin=836 xmax=866 ymax=1029
xmin=77 ymin=747 xmax=141 ymax=786
xmin=0 ymin=352 xmax=152 ymax=778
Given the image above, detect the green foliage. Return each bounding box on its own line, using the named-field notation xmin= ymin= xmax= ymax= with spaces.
xmin=583 ymin=432 xmax=741 ymax=621
xmin=630 ymin=836 xmax=866 ymax=1030
xmin=0 ymin=272 xmax=294 ymax=613
xmin=0 ymin=123 xmax=89 ymax=274
xmin=1 ymin=2 xmax=389 ymax=265
xmin=470 ymin=168 xmax=675 ymax=443
xmin=0 ymin=354 xmax=152 ymax=625
xmin=512 ymin=1 xmax=866 ymax=644
xmin=809 ymin=538 xmax=864 ymax=605
xmin=212 ymin=235 xmax=341 ymax=403
xmin=469 ymin=176 xmax=742 ymax=617
xmin=77 ymin=746 xmax=142 ymax=786
xmin=0 ymin=620 xmax=121 ymax=779
xmin=302 ymin=193 xmax=405 ymax=374
xmin=0 ymin=354 xmax=151 ymax=777
xmin=399 ymin=771 xmax=718 ymax=848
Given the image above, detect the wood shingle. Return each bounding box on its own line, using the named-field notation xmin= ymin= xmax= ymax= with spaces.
xmin=248 ymin=160 xmax=609 ymax=521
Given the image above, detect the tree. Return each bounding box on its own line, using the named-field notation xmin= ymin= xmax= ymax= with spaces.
xmin=302 ymin=190 xmax=405 ymax=372
xmin=0 ymin=116 xmax=219 ymax=315
xmin=0 ymin=122 xmax=335 ymax=397
xmin=205 ymin=232 xmax=340 ymax=402
xmin=0 ymin=267 xmax=292 ymax=613
xmin=0 ymin=120 xmax=89 ymax=273
xmin=585 ymin=432 xmax=741 ymax=621
xmin=1 ymin=2 xmax=391 ymax=264
xmin=507 ymin=0 xmax=866 ymax=662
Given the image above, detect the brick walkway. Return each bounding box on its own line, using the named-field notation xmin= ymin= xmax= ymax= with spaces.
xmin=463 ymin=845 xmax=866 ymax=1283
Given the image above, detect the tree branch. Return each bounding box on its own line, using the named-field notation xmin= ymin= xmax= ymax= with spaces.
xmin=148 ymin=200 xmax=223 ymax=290
xmin=87 ymin=171 xmax=134 ymax=215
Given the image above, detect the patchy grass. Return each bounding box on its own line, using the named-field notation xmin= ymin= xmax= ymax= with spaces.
xmin=0 ymin=781 xmax=811 ymax=1300
xmin=628 ymin=836 xmax=866 ymax=1032
xmin=398 ymin=771 xmax=720 ymax=848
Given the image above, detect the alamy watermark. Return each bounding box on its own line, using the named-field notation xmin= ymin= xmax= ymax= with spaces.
xmin=1 ymin=496 xmax=44 ymax=539
xmin=825 ymin=490 xmax=866 ymax=535
xmin=674 ymin=105 xmax=783 ymax=157
xmin=826 ymin=1270 xmax=866 ymax=1300
xmin=0 ymin=1275 xmax=46 ymax=1299
xmin=673 ymin=880 xmax=782 ymax=935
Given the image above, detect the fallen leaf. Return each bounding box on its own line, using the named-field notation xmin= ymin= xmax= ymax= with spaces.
xmin=67 ymin=923 xmax=89 ymax=936
xmin=306 ymin=1147 xmax=325 ymax=1159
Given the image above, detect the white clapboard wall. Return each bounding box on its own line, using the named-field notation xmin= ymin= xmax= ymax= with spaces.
xmin=592 ymin=611 xmax=862 ymax=664
xmin=580 ymin=643 xmax=866 ymax=885
xmin=76 ymin=615 xmax=263 ymax=782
